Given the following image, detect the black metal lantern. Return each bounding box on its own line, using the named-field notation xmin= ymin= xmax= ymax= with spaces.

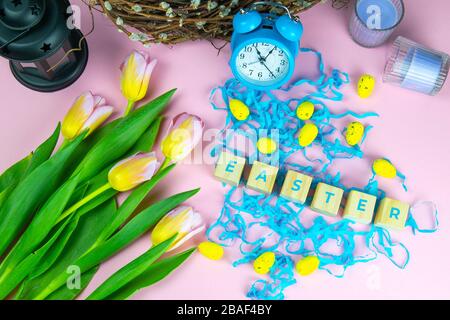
xmin=0 ymin=0 xmax=88 ymax=92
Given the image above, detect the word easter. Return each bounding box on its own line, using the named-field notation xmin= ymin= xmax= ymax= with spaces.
xmin=214 ymin=151 xmax=410 ymax=231
xmin=177 ymin=304 xmax=272 ymax=318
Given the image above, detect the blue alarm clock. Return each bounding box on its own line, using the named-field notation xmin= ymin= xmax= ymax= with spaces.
xmin=230 ymin=1 xmax=303 ymax=91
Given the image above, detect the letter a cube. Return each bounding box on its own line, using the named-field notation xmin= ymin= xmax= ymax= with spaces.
xmin=246 ymin=161 xmax=279 ymax=194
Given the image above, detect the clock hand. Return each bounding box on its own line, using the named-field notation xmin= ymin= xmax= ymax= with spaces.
xmin=264 ymin=46 xmax=277 ymax=60
xmin=254 ymin=46 xmax=266 ymax=61
xmin=260 ymin=61 xmax=276 ymax=78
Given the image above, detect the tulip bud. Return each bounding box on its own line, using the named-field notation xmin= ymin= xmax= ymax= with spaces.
xmin=62 ymin=92 xmax=113 ymax=140
xmin=120 ymin=50 xmax=157 ymax=103
xmin=161 ymin=113 xmax=204 ymax=163
xmin=108 ymin=152 xmax=159 ymax=192
xmin=151 ymin=206 xmax=205 ymax=251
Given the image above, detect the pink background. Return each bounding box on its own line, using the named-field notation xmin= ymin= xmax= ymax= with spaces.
xmin=1 ymin=0 xmax=449 ymax=299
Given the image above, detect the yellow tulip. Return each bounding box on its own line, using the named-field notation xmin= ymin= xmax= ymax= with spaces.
xmin=161 ymin=113 xmax=204 ymax=163
xmin=120 ymin=50 xmax=157 ymax=114
xmin=108 ymin=152 xmax=159 ymax=192
xmin=62 ymin=92 xmax=113 ymax=140
xmin=151 ymin=206 xmax=205 ymax=252
xmin=58 ymin=152 xmax=158 ymax=223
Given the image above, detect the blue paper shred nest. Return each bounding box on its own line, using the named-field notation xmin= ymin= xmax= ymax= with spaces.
xmin=207 ymin=47 xmax=438 ymax=300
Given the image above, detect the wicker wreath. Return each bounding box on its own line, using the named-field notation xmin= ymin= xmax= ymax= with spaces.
xmin=90 ymin=0 xmax=335 ymax=45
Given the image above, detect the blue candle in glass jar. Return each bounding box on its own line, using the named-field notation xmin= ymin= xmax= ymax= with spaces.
xmin=349 ymin=0 xmax=404 ymax=47
xmin=384 ymin=36 xmax=449 ymax=96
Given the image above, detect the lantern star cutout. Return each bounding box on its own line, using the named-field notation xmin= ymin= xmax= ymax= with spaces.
xmin=40 ymin=43 xmax=52 ymax=52
xmin=12 ymin=0 xmax=22 ymax=7
xmin=30 ymin=4 xmax=41 ymax=16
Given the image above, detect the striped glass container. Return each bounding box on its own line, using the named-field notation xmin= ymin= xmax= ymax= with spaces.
xmin=383 ymin=36 xmax=449 ymax=96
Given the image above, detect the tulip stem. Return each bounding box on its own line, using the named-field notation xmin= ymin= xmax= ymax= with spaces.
xmin=160 ymin=157 xmax=172 ymax=171
xmin=59 ymin=139 xmax=70 ymax=151
xmin=124 ymin=101 xmax=135 ymax=116
xmin=55 ymin=183 xmax=112 ymax=224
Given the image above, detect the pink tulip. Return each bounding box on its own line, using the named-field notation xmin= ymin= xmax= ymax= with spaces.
xmin=120 ymin=50 xmax=158 ymax=103
xmin=62 ymin=92 xmax=113 ymax=140
xmin=161 ymin=113 xmax=205 ymax=162
xmin=108 ymin=152 xmax=160 ymax=192
xmin=151 ymin=206 xmax=205 ymax=251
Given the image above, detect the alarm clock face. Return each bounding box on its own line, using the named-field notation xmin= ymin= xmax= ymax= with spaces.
xmin=235 ymin=42 xmax=290 ymax=87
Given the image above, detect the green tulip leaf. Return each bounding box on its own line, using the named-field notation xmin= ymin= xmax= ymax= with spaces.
xmin=0 ymin=175 xmax=81 ymax=282
xmin=0 ymin=185 xmax=14 ymax=209
xmin=0 ymin=133 xmax=85 ymax=258
xmin=129 ymin=116 xmax=163 ymax=155
xmin=45 ymin=266 xmax=99 ymax=300
xmin=39 ymin=165 xmax=175 ymax=300
xmin=87 ymin=235 xmax=177 ymax=300
xmin=0 ymin=124 xmax=60 ymax=195
xmin=0 ymin=155 xmax=31 ymax=194
xmin=17 ymin=199 xmax=117 ymax=299
xmin=107 ymin=248 xmax=196 ymax=300
xmin=0 ymin=214 xmax=79 ymax=299
xmin=0 ymin=124 xmax=60 ymax=210
xmin=26 ymin=188 xmax=199 ymax=300
xmin=25 ymin=123 xmax=61 ymax=175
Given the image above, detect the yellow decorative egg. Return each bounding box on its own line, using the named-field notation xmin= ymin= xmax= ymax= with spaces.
xmin=298 ymin=123 xmax=319 ymax=147
xmin=345 ymin=121 xmax=365 ymax=146
xmin=253 ymin=252 xmax=276 ymax=275
xmin=357 ymin=74 xmax=375 ymax=98
xmin=296 ymin=101 xmax=315 ymax=120
xmin=257 ymin=137 xmax=277 ymax=155
xmin=229 ymin=99 xmax=250 ymax=121
xmin=198 ymin=241 xmax=224 ymax=261
xmin=372 ymin=159 xmax=397 ymax=178
xmin=296 ymin=256 xmax=320 ymax=276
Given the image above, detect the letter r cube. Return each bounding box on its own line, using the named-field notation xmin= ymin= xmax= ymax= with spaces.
xmin=374 ymin=198 xmax=410 ymax=231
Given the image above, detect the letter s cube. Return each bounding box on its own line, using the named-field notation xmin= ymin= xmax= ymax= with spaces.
xmin=280 ymin=170 xmax=313 ymax=204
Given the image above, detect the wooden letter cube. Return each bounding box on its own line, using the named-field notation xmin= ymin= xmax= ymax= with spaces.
xmin=311 ymin=183 xmax=344 ymax=216
xmin=374 ymin=198 xmax=410 ymax=231
xmin=214 ymin=151 xmax=246 ymax=186
xmin=280 ymin=170 xmax=313 ymax=204
xmin=246 ymin=161 xmax=279 ymax=194
xmin=343 ymin=190 xmax=377 ymax=224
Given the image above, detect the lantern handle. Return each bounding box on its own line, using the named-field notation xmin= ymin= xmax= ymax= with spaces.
xmin=0 ymin=28 xmax=31 ymax=50
xmin=46 ymin=5 xmax=96 ymax=73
